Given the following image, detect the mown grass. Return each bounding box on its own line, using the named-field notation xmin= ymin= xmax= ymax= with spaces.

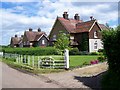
xmin=70 ymin=55 xmax=99 ymax=68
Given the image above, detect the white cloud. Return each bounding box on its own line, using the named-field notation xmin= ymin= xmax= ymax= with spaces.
xmin=1 ymin=1 xmax=118 ymax=45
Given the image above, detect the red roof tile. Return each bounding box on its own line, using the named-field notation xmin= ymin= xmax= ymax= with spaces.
xmin=58 ymin=17 xmax=83 ymax=33
xmin=74 ymin=20 xmax=95 ymax=33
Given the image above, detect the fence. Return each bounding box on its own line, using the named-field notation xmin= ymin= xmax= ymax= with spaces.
xmin=3 ymin=49 xmax=69 ymax=69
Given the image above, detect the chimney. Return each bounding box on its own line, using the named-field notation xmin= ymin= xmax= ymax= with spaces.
xmin=21 ymin=35 xmax=24 ymax=37
xmin=29 ymin=28 xmax=32 ymax=31
xmin=63 ymin=12 xmax=69 ymax=19
xmin=15 ymin=35 xmax=17 ymax=37
xmin=38 ymin=28 xmax=41 ymax=32
xmin=90 ymin=16 xmax=94 ymax=20
xmin=74 ymin=13 xmax=80 ymax=20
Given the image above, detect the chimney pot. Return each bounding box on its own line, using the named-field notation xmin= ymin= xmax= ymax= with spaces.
xmin=29 ymin=28 xmax=32 ymax=31
xmin=38 ymin=28 xmax=41 ymax=32
xmin=74 ymin=13 xmax=80 ymax=20
xmin=21 ymin=35 xmax=23 ymax=37
xmin=63 ymin=12 xmax=69 ymax=19
xmin=15 ymin=35 xmax=17 ymax=37
xmin=90 ymin=16 xmax=93 ymax=20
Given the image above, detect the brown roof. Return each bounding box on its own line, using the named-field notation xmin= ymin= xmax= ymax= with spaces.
xmin=58 ymin=17 xmax=107 ymax=33
xmin=99 ymin=24 xmax=109 ymax=30
xmin=74 ymin=20 xmax=96 ymax=33
xmin=24 ymin=31 xmax=46 ymax=41
xmin=58 ymin=17 xmax=83 ymax=33
xmin=11 ymin=37 xmax=22 ymax=45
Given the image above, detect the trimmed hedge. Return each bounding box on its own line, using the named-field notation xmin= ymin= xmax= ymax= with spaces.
xmin=2 ymin=47 xmax=58 ymax=55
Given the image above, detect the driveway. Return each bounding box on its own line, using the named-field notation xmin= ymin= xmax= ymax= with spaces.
xmin=1 ymin=62 xmax=108 ymax=89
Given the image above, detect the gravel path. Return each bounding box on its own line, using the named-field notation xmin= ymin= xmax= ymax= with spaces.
xmin=1 ymin=62 xmax=108 ymax=89
xmin=42 ymin=62 xmax=108 ymax=89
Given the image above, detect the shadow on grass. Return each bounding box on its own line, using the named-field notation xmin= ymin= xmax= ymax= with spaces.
xmin=74 ymin=71 xmax=107 ymax=90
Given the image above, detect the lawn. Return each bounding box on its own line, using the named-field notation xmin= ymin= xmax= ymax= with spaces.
xmin=1 ymin=55 xmax=100 ymax=73
xmin=70 ymin=55 xmax=99 ymax=68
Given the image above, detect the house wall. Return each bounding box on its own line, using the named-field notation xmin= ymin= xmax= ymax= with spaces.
xmin=72 ymin=33 xmax=89 ymax=51
xmin=89 ymin=39 xmax=103 ymax=52
xmin=37 ymin=36 xmax=48 ymax=47
xmin=89 ymin=22 xmax=102 ymax=39
xmin=49 ymin=18 xmax=69 ymax=46
xmin=89 ymin=22 xmax=103 ymax=52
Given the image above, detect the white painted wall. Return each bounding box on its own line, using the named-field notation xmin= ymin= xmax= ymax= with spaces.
xmin=89 ymin=39 xmax=103 ymax=52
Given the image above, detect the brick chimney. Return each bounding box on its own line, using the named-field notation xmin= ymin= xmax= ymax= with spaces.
xmin=29 ymin=28 xmax=32 ymax=31
xmin=74 ymin=13 xmax=80 ymax=20
xmin=38 ymin=28 xmax=41 ymax=32
xmin=63 ymin=12 xmax=69 ymax=19
xmin=15 ymin=35 xmax=17 ymax=37
xmin=90 ymin=16 xmax=94 ymax=20
xmin=21 ymin=35 xmax=24 ymax=37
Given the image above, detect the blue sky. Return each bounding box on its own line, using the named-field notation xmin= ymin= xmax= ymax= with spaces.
xmin=0 ymin=0 xmax=119 ymax=45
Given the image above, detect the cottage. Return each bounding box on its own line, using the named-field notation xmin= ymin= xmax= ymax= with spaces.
xmin=10 ymin=35 xmax=23 ymax=47
xmin=49 ymin=12 xmax=109 ymax=52
xmin=22 ymin=28 xmax=49 ymax=47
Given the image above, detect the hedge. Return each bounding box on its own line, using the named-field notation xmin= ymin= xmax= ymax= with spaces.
xmin=102 ymin=26 xmax=120 ymax=74
xmin=2 ymin=47 xmax=58 ymax=55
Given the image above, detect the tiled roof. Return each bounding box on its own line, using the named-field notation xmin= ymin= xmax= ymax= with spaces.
xmin=58 ymin=17 xmax=108 ymax=33
xmin=74 ymin=20 xmax=95 ymax=33
xmin=99 ymin=24 xmax=109 ymax=30
xmin=11 ymin=37 xmax=22 ymax=45
xmin=25 ymin=31 xmax=46 ymax=41
xmin=58 ymin=17 xmax=83 ymax=33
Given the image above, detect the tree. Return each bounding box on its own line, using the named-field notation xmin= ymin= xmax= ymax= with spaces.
xmin=54 ymin=31 xmax=70 ymax=55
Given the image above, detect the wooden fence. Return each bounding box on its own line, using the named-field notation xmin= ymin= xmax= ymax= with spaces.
xmin=3 ymin=49 xmax=69 ymax=69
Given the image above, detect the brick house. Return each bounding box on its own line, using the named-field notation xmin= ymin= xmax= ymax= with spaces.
xmin=22 ymin=28 xmax=49 ymax=47
xmin=10 ymin=35 xmax=23 ymax=47
xmin=49 ymin=12 xmax=109 ymax=52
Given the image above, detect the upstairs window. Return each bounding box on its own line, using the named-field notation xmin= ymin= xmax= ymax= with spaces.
xmin=94 ymin=31 xmax=98 ymax=38
xmin=42 ymin=40 xmax=45 ymax=45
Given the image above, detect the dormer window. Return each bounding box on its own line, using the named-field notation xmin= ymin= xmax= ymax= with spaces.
xmin=53 ymin=35 xmax=56 ymax=41
xmin=94 ymin=31 xmax=98 ymax=38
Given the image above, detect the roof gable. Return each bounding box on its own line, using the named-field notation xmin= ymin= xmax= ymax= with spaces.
xmin=24 ymin=31 xmax=46 ymax=42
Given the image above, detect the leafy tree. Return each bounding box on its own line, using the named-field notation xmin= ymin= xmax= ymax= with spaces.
xmin=54 ymin=31 xmax=70 ymax=55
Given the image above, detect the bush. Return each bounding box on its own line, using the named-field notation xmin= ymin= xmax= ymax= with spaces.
xmin=89 ymin=52 xmax=99 ymax=55
xmin=2 ymin=47 xmax=58 ymax=55
xmin=69 ymin=48 xmax=80 ymax=55
xmin=102 ymin=27 xmax=120 ymax=74
xmin=97 ymin=56 xmax=106 ymax=62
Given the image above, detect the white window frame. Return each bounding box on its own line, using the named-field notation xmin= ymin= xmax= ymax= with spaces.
xmin=42 ymin=40 xmax=45 ymax=45
xmin=94 ymin=31 xmax=98 ymax=38
xmin=94 ymin=41 xmax=97 ymax=49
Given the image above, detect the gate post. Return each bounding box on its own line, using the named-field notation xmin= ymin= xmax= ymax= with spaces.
xmin=64 ymin=49 xmax=69 ymax=69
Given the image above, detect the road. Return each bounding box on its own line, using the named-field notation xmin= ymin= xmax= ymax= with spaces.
xmin=1 ymin=62 xmax=61 ymax=88
xmin=1 ymin=62 xmax=108 ymax=89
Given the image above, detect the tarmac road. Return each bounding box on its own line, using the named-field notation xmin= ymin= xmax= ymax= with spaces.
xmin=1 ymin=62 xmax=61 ymax=88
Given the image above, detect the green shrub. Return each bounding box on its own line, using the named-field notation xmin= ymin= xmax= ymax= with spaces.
xmin=2 ymin=47 xmax=58 ymax=55
xmin=89 ymin=52 xmax=99 ymax=55
xmin=97 ymin=56 xmax=106 ymax=62
xmin=69 ymin=48 xmax=80 ymax=55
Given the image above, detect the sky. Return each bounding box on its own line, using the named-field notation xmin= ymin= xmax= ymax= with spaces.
xmin=0 ymin=0 xmax=119 ymax=45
